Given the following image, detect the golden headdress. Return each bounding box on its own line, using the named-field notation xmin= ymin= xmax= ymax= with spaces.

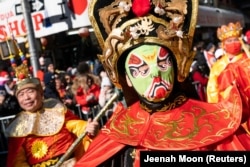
xmin=1 ymin=23 xmax=42 ymax=96
xmin=89 ymin=0 xmax=198 ymax=104
xmin=8 ymin=41 xmax=42 ymax=96
xmin=12 ymin=64 xmax=42 ymax=96
xmin=217 ymin=22 xmax=242 ymax=41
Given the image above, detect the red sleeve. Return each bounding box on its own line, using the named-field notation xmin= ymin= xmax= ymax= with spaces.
xmin=234 ymin=59 xmax=250 ymax=96
xmin=75 ymin=85 xmax=100 ymax=105
xmin=217 ymin=65 xmax=236 ymax=91
xmin=75 ymin=94 xmax=88 ymax=106
xmin=217 ymin=59 xmax=250 ymax=96
xmin=7 ymin=137 xmax=26 ymax=167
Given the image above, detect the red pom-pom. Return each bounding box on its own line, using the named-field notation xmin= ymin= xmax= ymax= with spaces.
xmin=18 ymin=73 xmax=25 ymax=79
xmin=132 ymin=0 xmax=151 ymax=17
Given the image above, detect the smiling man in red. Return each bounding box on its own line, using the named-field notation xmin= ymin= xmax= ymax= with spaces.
xmin=6 ymin=62 xmax=99 ymax=167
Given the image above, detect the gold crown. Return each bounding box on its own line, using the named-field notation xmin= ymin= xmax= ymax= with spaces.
xmin=2 ymin=35 xmax=42 ymax=96
xmin=9 ymin=48 xmax=42 ymax=95
xmin=89 ymin=0 xmax=198 ymax=104
xmin=13 ymin=63 xmax=30 ymax=82
xmin=12 ymin=63 xmax=42 ymax=96
xmin=217 ymin=22 xmax=242 ymax=41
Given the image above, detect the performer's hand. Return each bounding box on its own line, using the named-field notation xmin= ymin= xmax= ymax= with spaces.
xmin=86 ymin=118 xmax=99 ymax=137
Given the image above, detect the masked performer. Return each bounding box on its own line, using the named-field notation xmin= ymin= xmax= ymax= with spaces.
xmin=75 ymin=0 xmax=249 ymax=167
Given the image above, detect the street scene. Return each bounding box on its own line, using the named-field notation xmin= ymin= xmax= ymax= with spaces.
xmin=0 ymin=0 xmax=250 ymax=167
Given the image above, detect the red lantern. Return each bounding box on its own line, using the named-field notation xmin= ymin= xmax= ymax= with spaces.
xmin=78 ymin=27 xmax=90 ymax=37
xmin=40 ymin=37 xmax=48 ymax=46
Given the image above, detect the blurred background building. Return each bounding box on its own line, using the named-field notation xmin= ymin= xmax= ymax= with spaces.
xmin=0 ymin=0 xmax=249 ymax=71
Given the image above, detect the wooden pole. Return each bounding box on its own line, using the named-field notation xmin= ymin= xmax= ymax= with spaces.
xmin=54 ymin=92 xmax=119 ymax=167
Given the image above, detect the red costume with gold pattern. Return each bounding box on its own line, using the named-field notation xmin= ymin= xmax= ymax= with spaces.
xmin=75 ymin=84 xmax=250 ymax=167
xmin=217 ymin=57 xmax=250 ymax=136
xmin=6 ymin=99 xmax=92 ymax=167
xmin=207 ymin=52 xmax=247 ymax=102
xmin=75 ymin=0 xmax=250 ymax=167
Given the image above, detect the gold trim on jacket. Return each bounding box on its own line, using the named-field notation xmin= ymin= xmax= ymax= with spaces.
xmin=6 ymin=99 xmax=66 ymax=137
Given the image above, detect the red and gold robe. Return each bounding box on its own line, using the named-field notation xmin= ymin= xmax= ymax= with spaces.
xmin=207 ymin=52 xmax=247 ymax=103
xmin=75 ymin=82 xmax=250 ymax=167
xmin=6 ymin=99 xmax=92 ymax=167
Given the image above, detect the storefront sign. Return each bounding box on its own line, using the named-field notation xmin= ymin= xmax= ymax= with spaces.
xmin=0 ymin=2 xmax=245 ymax=43
xmin=0 ymin=0 xmax=91 ymax=42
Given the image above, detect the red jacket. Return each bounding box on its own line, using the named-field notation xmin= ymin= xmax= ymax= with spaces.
xmin=75 ymin=83 xmax=100 ymax=112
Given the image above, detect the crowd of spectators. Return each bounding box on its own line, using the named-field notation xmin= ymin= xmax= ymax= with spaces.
xmin=0 ymin=57 xmax=122 ymax=121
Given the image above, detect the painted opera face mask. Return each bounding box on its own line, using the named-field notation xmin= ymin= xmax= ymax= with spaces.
xmin=125 ymin=45 xmax=174 ymax=102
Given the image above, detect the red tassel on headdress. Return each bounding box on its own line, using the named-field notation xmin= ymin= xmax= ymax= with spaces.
xmin=132 ymin=0 xmax=151 ymax=17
